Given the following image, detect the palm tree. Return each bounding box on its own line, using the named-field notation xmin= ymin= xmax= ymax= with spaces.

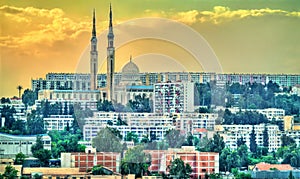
xmin=17 ymin=85 xmax=23 ymax=99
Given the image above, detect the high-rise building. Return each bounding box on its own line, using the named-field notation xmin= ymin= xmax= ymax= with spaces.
xmin=106 ymin=4 xmax=115 ymax=101
xmin=90 ymin=9 xmax=98 ymax=90
xmin=154 ymin=82 xmax=195 ymax=114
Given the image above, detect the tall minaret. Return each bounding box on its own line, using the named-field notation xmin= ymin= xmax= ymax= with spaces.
xmin=107 ymin=3 xmax=115 ymax=100
xmin=90 ymin=9 xmax=98 ymax=90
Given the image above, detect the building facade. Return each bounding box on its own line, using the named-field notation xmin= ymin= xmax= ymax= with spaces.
xmin=154 ymin=82 xmax=194 ymax=114
xmin=0 ymin=133 xmax=51 ymax=157
xmin=44 ymin=115 xmax=74 ymax=131
xmin=145 ymin=146 xmax=219 ymax=179
xmin=215 ymin=124 xmax=281 ymax=152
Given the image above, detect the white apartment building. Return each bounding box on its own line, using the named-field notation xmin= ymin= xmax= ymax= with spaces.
xmin=44 ymin=115 xmax=74 ymax=131
xmin=154 ymin=82 xmax=194 ymax=114
xmin=0 ymin=98 xmax=26 ymax=121
xmin=84 ymin=112 xmax=217 ymax=135
xmin=83 ymin=124 xmax=175 ymax=142
xmin=226 ymin=107 xmax=285 ymax=121
xmin=216 ymin=124 xmax=281 ymax=152
xmin=257 ymin=108 xmax=285 ymax=120
xmin=35 ymin=89 xmax=102 ymax=112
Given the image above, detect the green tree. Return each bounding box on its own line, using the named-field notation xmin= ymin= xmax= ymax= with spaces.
xmin=125 ymin=132 xmax=139 ymax=143
xmin=0 ymin=97 xmax=11 ymax=104
xmin=263 ymin=126 xmax=269 ymax=149
xmin=237 ymin=137 xmax=246 ymax=147
xmin=92 ymin=127 xmax=122 ymax=152
xmin=91 ymin=164 xmax=113 ymax=175
xmin=207 ymin=133 xmax=225 ymax=153
xmin=97 ymin=99 xmax=115 ymax=112
xmin=11 ymin=119 xmax=26 ymax=134
xmin=168 ymin=158 xmax=192 ymax=179
xmin=288 ymin=171 xmax=295 ymax=179
xmin=165 ymin=129 xmax=185 ymax=148
xmin=127 ymin=94 xmax=151 ymax=112
xmin=1 ymin=105 xmax=16 ymax=129
xmin=17 ymin=85 xmax=23 ymax=98
xmin=26 ymin=110 xmax=45 ymax=135
xmin=250 ymin=126 xmax=257 ymax=153
xmin=14 ymin=152 xmax=26 ymax=165
xmin=31 ymin=135 xmax=51 ymax=167
xmin=281 ymin=134 xmax=295 ymax=147
xmin=2 ymin=165 xmax=18 ymax=179
xmin=22 ymin=89 xmax=37 ymax=107
xmin=237 ymin=144 xmax=249 ymax=167
xmin=121 ymin=145 xmax=151 ymax=177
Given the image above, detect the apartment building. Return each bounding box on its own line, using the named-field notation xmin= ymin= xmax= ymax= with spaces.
xmin=216 ymin=124 xmax=281 ymax=152
xmin=145 ymin=146 xmax=219 ymax=179
xmin=154 ymin=82 xmax=194 ymax=114
xmin=44 ymin=115 xmax=74 ymax=131
xmin=61 ymin=151 xmax=121 ymax=173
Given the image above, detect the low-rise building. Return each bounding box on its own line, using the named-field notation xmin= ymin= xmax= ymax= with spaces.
xmin=0 ymin=133 xmax=51 ymax=157
xmin=83 ymin=124 xmax=174 ymax=142
xmin=145 ymin=146 xmax=219 ymax=179
xmin=44 ymin=115 xmax=74 ymax=131
xmin=61 ymin=151 xmax=121 ymax=173
xmin=216 ymin=124 xmax=281 ymax=152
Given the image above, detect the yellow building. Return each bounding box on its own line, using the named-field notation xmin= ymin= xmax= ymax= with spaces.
xmin=284 ymin=116 xmax=294 ymax=131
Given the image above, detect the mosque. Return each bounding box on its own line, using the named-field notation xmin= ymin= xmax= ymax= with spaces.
xmin=90 ymin=5 xmax=153 ymax=105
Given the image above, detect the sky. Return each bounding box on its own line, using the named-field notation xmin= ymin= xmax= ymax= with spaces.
xmin=1 ymin=0 xmax=300 ymax=97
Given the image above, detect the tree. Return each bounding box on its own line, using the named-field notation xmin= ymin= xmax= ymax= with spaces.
xmin=121 ymin=145 xmax=151 ymax=177
xmin=26 ymin=110 xmax=45 ymax=135
xmin=14 ymin=152 xmax=26 ymax=165
xmin=125 ymin=132 xmax=139 ymax=144
xmin=237 ymin=137 xmax=246 ymax=147
xmin=22 ymin=89 xmax=37 ymax=107
xmin=250 ymin=126 xmax=257 ymax=154
xmin=206 ymin=133 xmax=225 ymax=153
xmin=97 ymin=99 xmax=114 ymax=112
xmin=2 ymin=165 xmax=18 ymax=179
xmin=92 ymin=127 xmax=123 ymax=152
xmin=165 ymin=129 xmax=185 ymax=148
xmin=127 ymin=94 xmax=151 ymax=112
xmin=183 ymin=132 xmax=194 ymax=146
xmin=91 ymin=164 xmax=113 ymax=175
xmin=1 ymin=97 xmax=11 ymax=104
xmin=31 ymin=135 xmax=51 ymax=167
xmin=1 ymin=105 xmax=16 ymax=129
xmin=263 ymin=126 xmax=269 ymax=149
xmin=237 ymin=144 xmax=249 ymax=167
xmin=168 ymin=158 xmax=192 ymax=178
xmin=288 ymin=171 xmax=295 ymax=179
xmin=17 ymin=85 xmax=23 ymax=98
xmin=281 ymin=134 xmax=295 ymax=147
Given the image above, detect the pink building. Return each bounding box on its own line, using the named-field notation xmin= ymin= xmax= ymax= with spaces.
xmin=145 ymin=146 xmax=219 ymax=179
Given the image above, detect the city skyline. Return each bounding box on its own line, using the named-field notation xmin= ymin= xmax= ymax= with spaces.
xmin=1 ymin=0 xmax=300 ymax=97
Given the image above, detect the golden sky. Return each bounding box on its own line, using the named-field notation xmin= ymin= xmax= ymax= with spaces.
xmin=1 ymin=0 xmax=300 ymax=97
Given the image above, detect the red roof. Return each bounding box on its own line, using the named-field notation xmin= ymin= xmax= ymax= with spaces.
xmin=193 ymin=128 xmax=208 ymax=133
xmin=254 ymin=162 xmax=293 ymax=171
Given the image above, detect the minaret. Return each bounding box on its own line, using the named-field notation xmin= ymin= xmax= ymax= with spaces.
xmin=107 ymin=3 xmax=115 ymax=100
xmin=90 ymin=9 xmax=98 ymax=90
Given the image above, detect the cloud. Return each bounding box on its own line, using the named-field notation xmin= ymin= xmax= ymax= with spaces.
xmin=0 ymin=5 xmax=92 ymax=48
xmin=147 ymin=6 xmax=300 ymax=25
xmin=173 ymin=10 xmax=199 ymax=25
xmin=198 ymin=6 xmax=290 ymax=24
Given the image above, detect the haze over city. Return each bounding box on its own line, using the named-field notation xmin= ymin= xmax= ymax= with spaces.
xmin=1 ymin=0 xmax=300 ymax=97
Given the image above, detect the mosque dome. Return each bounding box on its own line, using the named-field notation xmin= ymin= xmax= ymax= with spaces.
xmin=120 ymin=56 xmax=142 ymax=86
xmin=121 ymin=56 xmax=139 ymax=74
